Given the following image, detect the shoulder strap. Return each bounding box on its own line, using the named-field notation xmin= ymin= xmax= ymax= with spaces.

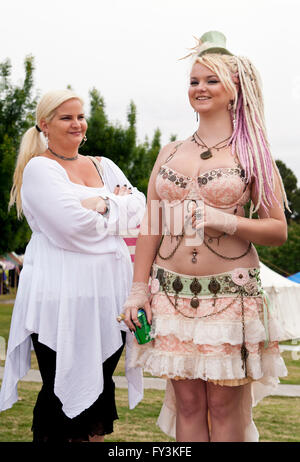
xmin=163 ymin=142 xmax=183 ymax=165
xmin=87 ymin=155 xmax=104 ymax=182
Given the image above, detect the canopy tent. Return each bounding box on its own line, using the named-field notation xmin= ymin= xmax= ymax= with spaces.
xmin=0 ymin=252 xmax=23 ymax=270
xmin=287 ymin=272 xmax=300 ymax=284
xmin=259 ymin=262 xmax=300 ymax=340
xmin=0 ymin=252 xmax=23 ymax=293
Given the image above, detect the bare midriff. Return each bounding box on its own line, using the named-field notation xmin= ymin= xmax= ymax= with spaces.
xmin=155 ymin=223 xmax=259 ymax=276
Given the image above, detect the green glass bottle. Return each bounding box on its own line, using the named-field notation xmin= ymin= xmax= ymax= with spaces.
xmin=134 ymin=309 xmax=152 ymax=344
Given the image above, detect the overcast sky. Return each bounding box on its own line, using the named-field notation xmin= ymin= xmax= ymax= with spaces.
xmin=1 ymin=0 xmax=299 ymax=179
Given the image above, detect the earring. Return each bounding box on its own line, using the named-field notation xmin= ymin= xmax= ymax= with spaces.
xmin=79 ymin=135 xmax=87 ymax=148
xmin=43 ymin=133 xmax=49 ymax=149
xmin=195 ymin=111 xmax=199 ymax=122
xmin=227 ymin=100 xmax=236 ymax=128
xmin=232 ymin=110 xmax=236 ymax=129
xmin=227 ymin=100 xmax=234 ymax=111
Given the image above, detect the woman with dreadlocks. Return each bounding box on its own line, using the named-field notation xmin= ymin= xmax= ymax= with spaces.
xmin=121 ymin=31 xmax=289 ymax=442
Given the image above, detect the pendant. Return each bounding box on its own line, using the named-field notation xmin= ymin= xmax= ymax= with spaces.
xmin=241 ymin=343 xmax=249 ymax=362
xmin=208 ymin=278 xmax=221 ymax=295
xmin=172 ymin=276 xmax=183 ymax=294
xmin=190 ymin=297 xmax=199 ymax=308
xmin=190 ymin=278 xmax=202 ymax=295
xmin=191 ymin=249 xmax=198 ymax=263
xmin=200 ymin=150 xmax=212 ymax=160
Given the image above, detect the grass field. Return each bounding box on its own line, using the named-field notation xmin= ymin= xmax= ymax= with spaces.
xmin=0 ymin=381 xmax=299 ymax=442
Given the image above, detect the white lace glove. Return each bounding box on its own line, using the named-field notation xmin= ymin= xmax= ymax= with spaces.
xmin=195 ymin=204 xmax=238 ymax=235
xmin=118 ymin=282 xmax=152 ymax=331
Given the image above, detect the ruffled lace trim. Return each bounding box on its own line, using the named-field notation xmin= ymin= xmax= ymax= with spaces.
xmin=151 ymin=315 xmax=286 ymax=345
xmin=130 ymin=344 xmax=287 ymax=381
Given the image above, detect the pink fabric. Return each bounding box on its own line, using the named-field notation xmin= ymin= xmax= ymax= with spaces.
xmin=123 ymin=236 xmax=137 ymax=262
xmin=130 ymin=291 xmax=287 ymax=382
xmin=123 ymin=237 xmax=138 ymax=246
xmin=156 ymin=165 xmax=250 ymax=209
xmin=152 ymin=292 xmax=280 ymax=357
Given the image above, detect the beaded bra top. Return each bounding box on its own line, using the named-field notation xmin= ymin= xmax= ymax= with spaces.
xmin=156 ymin=159 xmax=250 ymax=209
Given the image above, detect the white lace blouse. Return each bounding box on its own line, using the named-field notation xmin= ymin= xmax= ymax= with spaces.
xmin=0 ymin=155 xmax=146 ymax=418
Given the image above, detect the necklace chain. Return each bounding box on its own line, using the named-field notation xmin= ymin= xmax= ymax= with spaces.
xmin=192 ymin=132 xmax=231 ymax=159
xmin=193 ymin=132 xmax=232 ymax=150
xmin=48 ymin=146 xmax=78 ymax=161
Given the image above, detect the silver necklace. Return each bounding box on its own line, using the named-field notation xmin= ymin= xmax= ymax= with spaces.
xmin=48 ymin=146 xmax=78 ymax=161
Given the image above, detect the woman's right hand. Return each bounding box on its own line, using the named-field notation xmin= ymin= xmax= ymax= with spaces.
xmin=122 ymin=281 xmax=152 ymax=331
xmin=124 ymin=299 xmax=152 ymax=332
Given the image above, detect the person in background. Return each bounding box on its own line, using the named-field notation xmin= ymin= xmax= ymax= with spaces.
xmin=122 ymin=31 xmax=289 ymax=442
xmin=0 ymin=89 xmax=145 ymax=442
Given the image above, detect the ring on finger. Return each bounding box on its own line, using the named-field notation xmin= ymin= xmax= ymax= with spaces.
xmin=195 ymin=208 xmax=202 ymax=221
xmin=117 ymin=313 xmax=125 ymax=322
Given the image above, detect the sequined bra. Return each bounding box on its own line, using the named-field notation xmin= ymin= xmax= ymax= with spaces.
xmin=156 ymin=163 xmax=250 ymax=208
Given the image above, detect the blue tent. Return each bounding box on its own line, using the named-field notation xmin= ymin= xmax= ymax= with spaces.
xmin=287 ymin=272 xmax=300 ymax=283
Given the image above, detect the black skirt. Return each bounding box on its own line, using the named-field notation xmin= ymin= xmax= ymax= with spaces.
xmin=31 ymin=331 xmax=126 ymax=442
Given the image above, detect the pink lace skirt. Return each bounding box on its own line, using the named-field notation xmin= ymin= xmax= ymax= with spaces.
xmin=130 ymin=266 xmax=287 ymax=385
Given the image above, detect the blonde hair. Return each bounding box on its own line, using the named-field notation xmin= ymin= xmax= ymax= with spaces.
xmin=9 ymin=89 xmax=83 ymax=218
xmin=191 ymin=53 xmax=289 ymax=215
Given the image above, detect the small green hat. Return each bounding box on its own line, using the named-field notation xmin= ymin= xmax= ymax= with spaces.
xmin=197 ymin=31 xmax=233 ymax=57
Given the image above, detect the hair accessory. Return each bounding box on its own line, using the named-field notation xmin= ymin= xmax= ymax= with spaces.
xmin=197 ymin=31 xmax=233 ymax=57
xmin=181 ymin=30 xmax=233 ymax=60
xmin=35 ymin=125 xmax=42 ymax=133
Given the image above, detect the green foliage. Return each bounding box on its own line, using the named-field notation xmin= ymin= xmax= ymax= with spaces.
xmin=0 ymin=56 xmax=36 ymax=254
xmin=255 ymin=221 xmax=300 ymax=275
xmin=246 ymin=160 xmax=300 ymax=275
xmin=81 ymin=88 xmax=161 ymax=194
xmin=276 ymin=160 xmax=300 ymax=223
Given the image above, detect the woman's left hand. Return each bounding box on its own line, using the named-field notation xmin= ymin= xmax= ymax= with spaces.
xmin=191 ymin=203 xmax=238 ymax=235
xmin=114 ymin=185 xmax=132 ymax=196
xmin=81 ymin=185 xmax=132 ymax=211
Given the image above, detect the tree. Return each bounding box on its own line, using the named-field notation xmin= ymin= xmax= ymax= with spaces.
xmin=275 ymin=160 xmax=300 ymax=223
xmin=254 ymin=160 xmax=300 ymax=275
xmin=81 ymin=89 xmax=137 ymax=173
xmin=81 ymin=89 xmax=161 ymax=195
xmin=256 ymin=221 xmax=300 ymax=276
xmin=0 ymin=56 xmax=37 ymax=254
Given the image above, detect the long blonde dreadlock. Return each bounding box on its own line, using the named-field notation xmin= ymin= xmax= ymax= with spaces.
xmin=190 ymin=52 xmax=289 ymax=216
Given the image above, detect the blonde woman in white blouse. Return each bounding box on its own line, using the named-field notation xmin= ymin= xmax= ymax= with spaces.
xmin=0 ymin=90 xmax=145 ymax=442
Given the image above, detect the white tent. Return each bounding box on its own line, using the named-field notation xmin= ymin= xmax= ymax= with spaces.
xmin=259 ymin=262 xmax=300 ymax=340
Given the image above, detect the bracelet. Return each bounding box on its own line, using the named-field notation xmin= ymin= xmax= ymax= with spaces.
xmin=96 ymin=196 xmax=110 ymax=218
xmin=102 ymin=197 xmax=110 ymax=218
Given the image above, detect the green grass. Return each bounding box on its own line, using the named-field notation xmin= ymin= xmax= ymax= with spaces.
xmin=0 ymin=381 xmax=299 ymax=442
xmin=252 ymin=396 xmax=300 ymax=442
xmin=0 ymin=304 xmax=13 ymax=348
xmin=280 ymin=351 xmax=300 ymax=385
xmin=0 ymin=289 xmax=16 ymax=302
